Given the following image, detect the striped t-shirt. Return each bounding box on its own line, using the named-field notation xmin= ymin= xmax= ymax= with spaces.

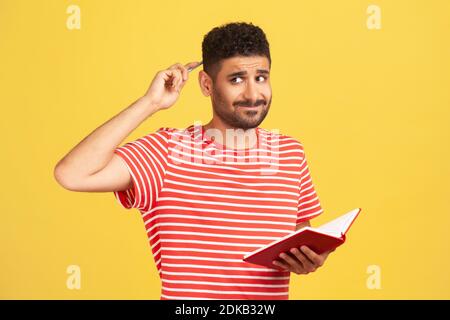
xmin=113 ymin=124 xmax=323 ymax=300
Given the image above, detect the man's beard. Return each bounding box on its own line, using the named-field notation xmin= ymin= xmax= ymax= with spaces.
xmin=211 ymin=90 xmax=272 ymax=130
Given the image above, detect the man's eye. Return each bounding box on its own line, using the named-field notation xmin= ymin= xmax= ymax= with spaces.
xmin=230 ymin=76 xmax=267 ymax=84
xmin=257 ymin=75 xmax=267 ymax=82
xmin=231 ymin=77 xmax=243 ymax=84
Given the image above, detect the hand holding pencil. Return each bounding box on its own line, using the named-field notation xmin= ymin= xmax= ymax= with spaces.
xmin=143 ymin=61 xmax=202 ymax=111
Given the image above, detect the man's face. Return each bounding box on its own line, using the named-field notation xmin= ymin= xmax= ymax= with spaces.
xmin=209 ymin=55 xmax=272 ymax=130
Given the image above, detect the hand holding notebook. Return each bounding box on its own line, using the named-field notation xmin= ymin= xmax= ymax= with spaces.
xmin=242 ymin=208 xmax=361 ymax=269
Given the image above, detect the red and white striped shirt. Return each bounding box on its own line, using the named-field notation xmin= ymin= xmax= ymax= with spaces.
xmin=113 ymin=124 xmax=323 ymax=300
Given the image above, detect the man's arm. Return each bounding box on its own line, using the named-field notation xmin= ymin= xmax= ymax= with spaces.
xmin=296 ymin=220 xmax=311 ymax=231
xmin=54 ymin=62 xmax=200 ymax=192
xmin=54 ymin=96 xmax=158 ymax=192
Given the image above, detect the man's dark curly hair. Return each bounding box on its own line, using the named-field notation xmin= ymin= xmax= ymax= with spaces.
xmin=202 ymin=22 xmax=271 ymax=82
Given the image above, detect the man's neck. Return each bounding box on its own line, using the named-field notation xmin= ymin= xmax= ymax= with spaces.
xmin=203 ymin=118 xmax=258 ymax=150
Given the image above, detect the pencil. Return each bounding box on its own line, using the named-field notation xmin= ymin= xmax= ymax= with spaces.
xmin=187 ymin=61 xmax=203 ymax=73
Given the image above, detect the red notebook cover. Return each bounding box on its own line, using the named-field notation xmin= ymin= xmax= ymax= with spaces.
xmin=242 ymin=208 xmax=361 ymax=269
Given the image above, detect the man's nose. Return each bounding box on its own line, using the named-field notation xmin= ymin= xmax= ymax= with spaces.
xmin=243 ymin=79 xmax=259 ymax=103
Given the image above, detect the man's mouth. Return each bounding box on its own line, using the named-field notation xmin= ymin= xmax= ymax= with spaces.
xmin=237 ymin=105 xmax=262 ymax=109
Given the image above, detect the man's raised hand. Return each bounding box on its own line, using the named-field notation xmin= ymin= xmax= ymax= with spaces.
xmin=143 ymin=61 xmax=201 ymax=111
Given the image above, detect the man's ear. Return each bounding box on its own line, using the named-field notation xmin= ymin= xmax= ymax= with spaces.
xmin=198 ymin=70 xmax=213 ymax=97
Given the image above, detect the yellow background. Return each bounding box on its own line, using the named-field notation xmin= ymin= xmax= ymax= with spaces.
xmin=1 ymin=0 xmax=449 ymax=299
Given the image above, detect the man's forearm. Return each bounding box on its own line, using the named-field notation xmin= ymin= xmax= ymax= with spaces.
xmin=55 ymin=96 xmax=158 ymax=179
xmin=296 ymin=220 xmax=311 ymax=231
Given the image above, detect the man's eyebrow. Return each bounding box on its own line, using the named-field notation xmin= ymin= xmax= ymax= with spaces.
xmin=226 ymin=69 xmax=270 ymax=78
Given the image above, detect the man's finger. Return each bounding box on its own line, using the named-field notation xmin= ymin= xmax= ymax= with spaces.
xmin=185 ymin=61 xmax=201 ymax=68
xmin=186 ymin=61 xmax=202 ymax=72
xmin=301 ymin=246 xmax=323 ymax=266
xmin=290 ymin=248 xmax=314 ymax=271
xmin=272 ymin=259 xmax=289 ymax=271
xmin=279 ymin=252 xmax=303 ymax=271
xmin=167 ymin=63 xmax=187 ymax=82
xmin=170 ymin=69 xmax=182 ymax=88
xmin=164 ymin=70 xmax=176 ymax=88
xmin=174 ymin=63 xmax=189 ymax=81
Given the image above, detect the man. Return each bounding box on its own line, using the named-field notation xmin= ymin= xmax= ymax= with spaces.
xmin=54 ymin=22 xmax=333 ymax=300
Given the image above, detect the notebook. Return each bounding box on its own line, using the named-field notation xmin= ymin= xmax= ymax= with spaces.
xmin=242 ymin=208 xmax=362 ymax=269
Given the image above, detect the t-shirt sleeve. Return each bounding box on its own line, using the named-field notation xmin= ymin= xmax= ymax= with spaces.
xmin=296 ymin=145 xmax=323 ymax=225
xmin=112 ymin=128 xmax=170 ymax=212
